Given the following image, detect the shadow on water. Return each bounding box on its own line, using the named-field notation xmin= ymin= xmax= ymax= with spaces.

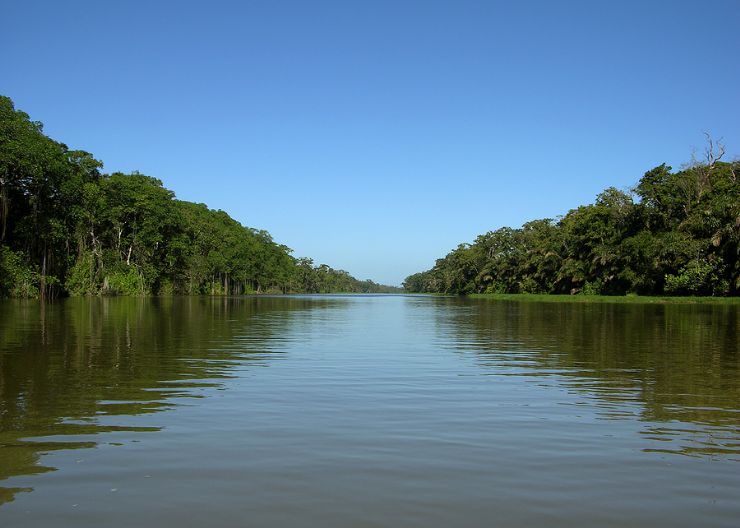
xmin=430 ymin=297 xmax=740 ymax=459
xmin=0 ymin=296 xmax=334 ymax=506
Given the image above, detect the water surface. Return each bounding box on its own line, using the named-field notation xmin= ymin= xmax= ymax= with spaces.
xmin=1 ymin=295 xmax=739 ymax=527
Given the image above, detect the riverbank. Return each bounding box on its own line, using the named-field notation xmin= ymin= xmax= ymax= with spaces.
xmin=467 ymin=293 xmax=740 ymax=304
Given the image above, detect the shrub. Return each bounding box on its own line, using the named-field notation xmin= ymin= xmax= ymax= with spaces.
xmin=0 ymin=246 xmax=39 ymax=298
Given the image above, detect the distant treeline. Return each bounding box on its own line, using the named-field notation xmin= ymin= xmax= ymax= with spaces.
xmin=0 ymin=96 xmax=400 ymax=298
xmin=405 ymin=141 xmax=739 ymax=296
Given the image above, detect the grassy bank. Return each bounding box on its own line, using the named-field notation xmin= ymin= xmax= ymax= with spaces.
xmin=467 ymin=293 xmax=740 ymax=304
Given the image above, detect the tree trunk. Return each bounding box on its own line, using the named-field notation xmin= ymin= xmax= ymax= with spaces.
xmin=0 ymin=183 xmax=7 ymax=241
xmin=40 ymin=246 xmax=47 ymax=301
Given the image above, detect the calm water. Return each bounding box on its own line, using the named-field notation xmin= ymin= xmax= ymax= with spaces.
xmin=1 ymin=295 xmax=739 ymax=527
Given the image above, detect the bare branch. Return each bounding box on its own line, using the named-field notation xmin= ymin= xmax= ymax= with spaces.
xmin=703 ymin=131 xmax=726 ymax=169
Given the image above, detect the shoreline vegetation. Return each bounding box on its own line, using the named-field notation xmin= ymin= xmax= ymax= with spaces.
xmin=468 ymin=293 xmax=740 ymax=304
xmin=0 ymin=96 xmax=401 ymax=299
xmin=404 ymin=138 xmax=739 ymax=299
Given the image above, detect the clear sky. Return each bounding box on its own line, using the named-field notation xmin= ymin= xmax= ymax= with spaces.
xmin=3 ymin=1 xmax=739 ymax=285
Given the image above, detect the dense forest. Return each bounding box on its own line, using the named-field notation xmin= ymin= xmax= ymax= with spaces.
xmin=0 ymin=96 xmax=399 ymax=298
xmin=404 ymin=140 xmax=739 ymax=296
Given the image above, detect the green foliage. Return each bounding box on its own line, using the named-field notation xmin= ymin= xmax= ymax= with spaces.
xmin=0 ymin=245 xmax=38 ymax=298
xmin=406 ymin=150 xmax=740 ymax=297
xmin=103 ymin=267 xmax=145 ymax=296
xmin=0 ymin=96 xmax=401 ymax=299
xmin=65 ymin=250 xmax=97 ymax=296
xmin=664 ymin=258 xmax=728 ymax=296
xmin=581 ymin=280 xmax=602 ymax=296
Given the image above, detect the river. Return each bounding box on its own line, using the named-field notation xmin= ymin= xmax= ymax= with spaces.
xmin=1 ymin=295 xmax=738 ymax=527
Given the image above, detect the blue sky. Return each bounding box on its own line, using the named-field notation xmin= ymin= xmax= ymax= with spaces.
xmin=4 ymin=1 xmax=739 ymax=285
